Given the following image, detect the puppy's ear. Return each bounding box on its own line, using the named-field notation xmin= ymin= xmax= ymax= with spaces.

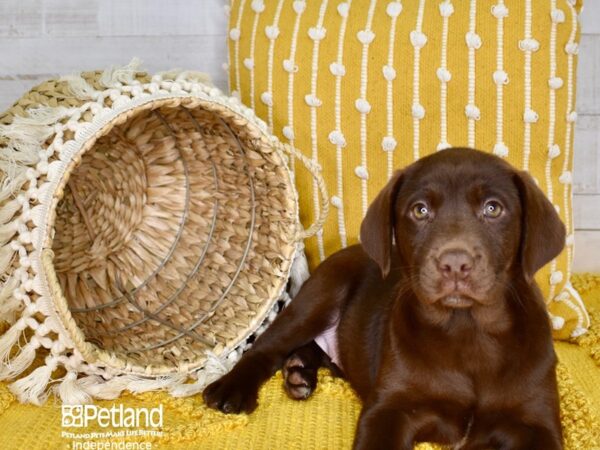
xmin=360 ymin=170 xmax=404 ymax=278
xmin=514 ymin=171 xmax=565 ymax=281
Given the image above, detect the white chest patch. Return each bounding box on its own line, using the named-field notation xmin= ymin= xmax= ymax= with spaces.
xmin=314 ymin=316 xmax=342 ymax=369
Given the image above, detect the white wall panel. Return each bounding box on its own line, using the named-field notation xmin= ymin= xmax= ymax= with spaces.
xmin=573 ymin=115 xmax=600 ymax=194
xmin=577 ymin=35 xmax=599 ymax=116
xmin=97 ymin=0 xmax=227 ymax=37
xmin=574 ymin=231 xmax=600 ymax=272
xmin=0 ymin=0 xmax=43 ymax=37
xmin=0 ymin=0 xmax=228 ymax=37
xmin=0 ymin=34 xmax=228 ymax=74
xmin=581 ymin=1 xmax=600 ymax=35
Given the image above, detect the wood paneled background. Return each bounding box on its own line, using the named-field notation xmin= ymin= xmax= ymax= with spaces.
xmin=0 ymin=0 xmax=598 ymax=271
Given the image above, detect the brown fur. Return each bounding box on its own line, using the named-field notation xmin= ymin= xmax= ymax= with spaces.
xmin=203 ymin=148 xmax=564 ymax=450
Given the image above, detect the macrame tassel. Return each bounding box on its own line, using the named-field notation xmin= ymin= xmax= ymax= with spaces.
xmin=75 ymin=374 xmax=104 ymax=390
xmin=60 ymin=75 xmax=99 ymax=100
xmin=176 ymin=71 xmax=213 ymax=85
xmin=55 ymin=372 xmax=92 ymax=404
xmin=158 ymin=70 xmax=212 ymax=85
xmin=0 ymin=200 xmax=22 ymax=223
xmin=0 ymin=171 xmax=28 ymax=204
xmin=1 ymin=141 xmax=41 ymax=165
xmin=80 ymin=375 xmax=131 ymax=400
xmin=0 ymin=277 xmax=21 ymax=324
xmin=204 ymin=351 xmax=235 ymax=378
xmin=0 ymin=299 xmax=23 ymax=326
xmin=99 ymin=57 xmax=142 ymax=88
xmin=0 ymin=245 xmax=16 ymax=277
xmin=0 ymin=321 xmax=22 ymax=366
xmin=0 ymin=220 xmax=17 ymax=246
xmin=16 ymin=106 xmax=72 ymax=125
xmin=0 ymin=276 xmax=18 ymax=304
xmin=79 ymin=373 xmax=185 ymax=400
xmin=0 ymin=339 xmax=38 ymax=380
xmin=9 ymin=363 xmax=53 ymax=405
xmin=289 ymin=243 xmax=310 ymax=297
xmin=169 ymin=378 xmax=205 ymax=398
xmin=169 ymin=351 xmax=236 ymax=398
xmin=125 ymin=374 xmax=187 ymax=394
xmin=2 ymin=116 xmax=59 ymax=143
xmin=196 ymin=352 xmax=240 ymax=396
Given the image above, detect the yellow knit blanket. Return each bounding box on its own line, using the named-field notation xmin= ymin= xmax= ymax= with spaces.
xmin=1 ymin=274 xmax=599 ymax=450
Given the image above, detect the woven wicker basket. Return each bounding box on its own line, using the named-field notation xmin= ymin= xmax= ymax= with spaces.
xmin=0 ymin=60 xmax=327 ymax=404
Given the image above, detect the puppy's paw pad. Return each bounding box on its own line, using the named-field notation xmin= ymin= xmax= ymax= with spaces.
xmin=287 ymin=370 xmax=306 ymax=385
xmin=286 ymin=381 xmax=313 ymax=400
xmin=283 ymin=366 xmax=317 ymax=400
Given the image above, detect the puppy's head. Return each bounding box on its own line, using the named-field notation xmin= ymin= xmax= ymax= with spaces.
xmin=360 ymin=148 xmax=565 ymax=309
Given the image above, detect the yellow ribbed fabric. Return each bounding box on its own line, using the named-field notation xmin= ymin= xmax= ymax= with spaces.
xmin=227 ymin=0 xmax=588 ymax=340
xmin=573 ymin=275 xmax=600 ymax=367
xmin=0 ymin=274 xmax=598 ymax=449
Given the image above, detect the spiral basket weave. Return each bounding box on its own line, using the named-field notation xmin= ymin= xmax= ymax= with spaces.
xmin=0 ymin=60 xmax=327 ymax=404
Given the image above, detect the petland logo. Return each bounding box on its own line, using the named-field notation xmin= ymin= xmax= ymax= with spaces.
xmin=62 ymin=404 xmax=163 ymax=428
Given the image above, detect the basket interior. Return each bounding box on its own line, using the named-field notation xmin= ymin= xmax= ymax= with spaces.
xmin=51 ymin=99 xmax=297 ymax=373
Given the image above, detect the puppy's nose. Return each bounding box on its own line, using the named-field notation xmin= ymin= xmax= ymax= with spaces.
xmin=437 ymin=250 xmax=474 ymax=280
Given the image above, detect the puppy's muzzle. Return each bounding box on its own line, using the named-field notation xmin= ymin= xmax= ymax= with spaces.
xmin=431 ymin=246 xmax=485 ymax=308
xmin=436 ymin=249 xmax=474 ymax=280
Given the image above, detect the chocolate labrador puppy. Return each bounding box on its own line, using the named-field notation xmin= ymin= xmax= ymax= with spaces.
xmin=203 ymin=148 xmax=564 ymax=450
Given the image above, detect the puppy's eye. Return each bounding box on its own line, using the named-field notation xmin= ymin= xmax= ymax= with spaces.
xmin=483 ymin=200 xmax=503 ymax=218
xmin=411 ymin=203 xmax=430 ymax=220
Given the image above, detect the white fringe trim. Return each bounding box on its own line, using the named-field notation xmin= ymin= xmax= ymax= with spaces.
xmin=60 ymin=75 xmax=99 ymax=100
xmin=99 ymin=57 xmax=143 ymax=88
xmin=0 ymin=245 xmax=16 ymax=276
xmin=9 ymin=363 xmax=54 ymax=405
xmin=0 ymin=277 xmax=20 ymax=324
xmin=0 ymin=339 xmax=38 ymax=380
xmin=55 ymin=371 xmax=94 ymax=405
xmin=0 ymin=320 xmax=23 ymax=366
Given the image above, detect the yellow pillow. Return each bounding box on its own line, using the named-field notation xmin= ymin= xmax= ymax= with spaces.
xmin=228 ymin=0 xmax=588 ymax=339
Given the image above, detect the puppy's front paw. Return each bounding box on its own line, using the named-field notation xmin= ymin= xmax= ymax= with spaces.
xmin=202 ymin=373 xmax=260 ymax=414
